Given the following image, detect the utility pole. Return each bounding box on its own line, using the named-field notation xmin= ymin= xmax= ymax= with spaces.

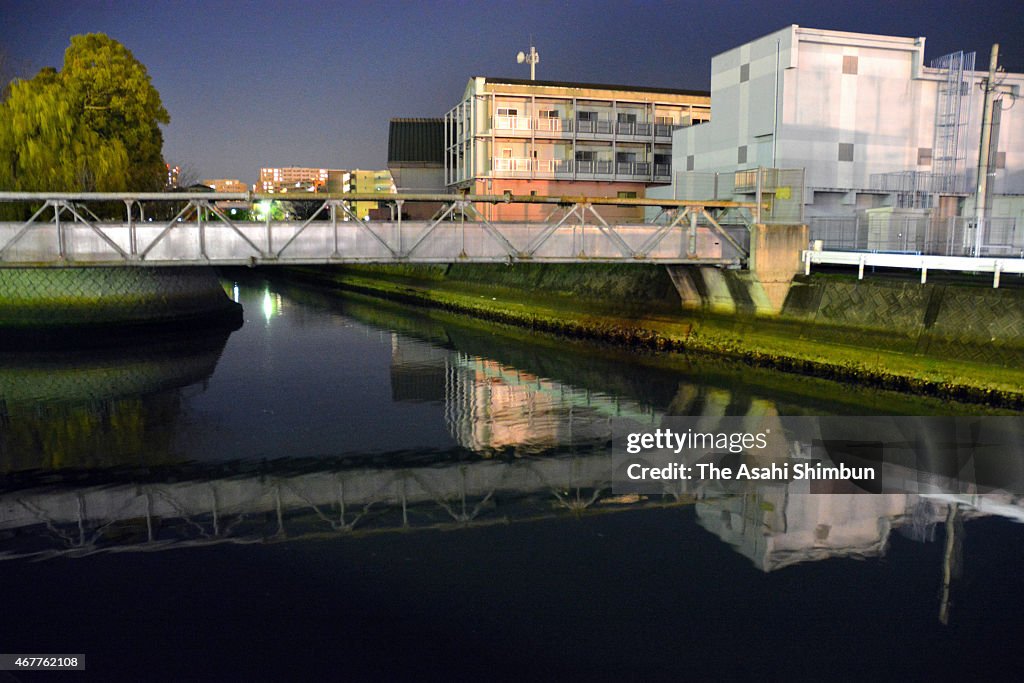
xmin=973 ymin=43 xmax=999 ymax=256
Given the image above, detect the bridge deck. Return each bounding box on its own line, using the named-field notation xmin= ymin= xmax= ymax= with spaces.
xmin=0 ymin=192 xmax=753 ymax=267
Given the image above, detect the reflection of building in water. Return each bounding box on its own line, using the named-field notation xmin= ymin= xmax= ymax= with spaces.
xmin=388 ymin=335 xmax=659 ymax=453
xmin=389 ymin=335 xmax=449 ymax=403
xmin=697 ymin=492 xmax=909 ymax=570
xmin=695 ymin=487 xmax=1024 ymax=572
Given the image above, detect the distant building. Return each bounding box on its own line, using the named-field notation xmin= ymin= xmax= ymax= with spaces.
xmin=387 ymin=118 xmax=445 ymax=219
xmin=256 ymin=166 xmax=394 ymax=219
xmin=347 ymin=169 xmax=395 ymax=220
xmin=201 ymin=178 xmax=248 ymax=193
xmin=659 ymin=25 xmax=1024 ymax=247
xmin=165 ymin=164 xmax=180 ymax=190
xmin=445 ymin=77 xmax=711 ymax=220
xmin=258 ymin=167 xmax=338 ymax=194
xmin=388 ymin=118 xmax=445 ymax=192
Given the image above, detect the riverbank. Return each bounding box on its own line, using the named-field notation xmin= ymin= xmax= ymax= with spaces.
xmin=276 ymin=264 xmax=1024 ymax=409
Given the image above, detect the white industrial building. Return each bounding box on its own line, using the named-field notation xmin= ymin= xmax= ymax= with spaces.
xmin=654 ymin=25 xmax=1024 ymax=255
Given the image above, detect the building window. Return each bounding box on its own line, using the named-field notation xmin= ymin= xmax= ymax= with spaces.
xmin=838 ymin=142 xmax=854 ymax=162
xmin=617 ymin=191 xmax=638 ymax=199
xmin=740 ymin=63 xmax=750 ymax=82
xmin=738 ymin=145 xmax=747 ymax=164
xmin=843 ymin=56 xmax=858 ymax=75
xmin=617 ymin=113 xmax=637 ymax=124
xmin=577 ymin=111 xmax=596 ymax=121
xmin=656 ymin=115 xmax=673 ymax=125
xmin=686 ymin=154 xmax=695 ymax=171
xmin=918 ymin=147 xmax=933 ymax=166
xmin=539 ymin=109 xmax=559 ymax=118
xmin=575 ymin=150 xmax=595 ymax=161
xmin=497 ymin=107 xmax=518 ymax=117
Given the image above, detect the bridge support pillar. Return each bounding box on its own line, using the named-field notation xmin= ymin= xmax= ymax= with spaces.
xmin=746 ymin=223 xmax=808 ymax=314
xmin=667 ymin=223 xmax=807 ymax=317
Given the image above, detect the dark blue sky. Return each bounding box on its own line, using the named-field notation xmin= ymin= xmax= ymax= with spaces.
xmin=3 ymin=1 xmax=1022 ymax=184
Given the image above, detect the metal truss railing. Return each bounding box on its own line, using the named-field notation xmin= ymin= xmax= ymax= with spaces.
xmin=0 ymin=192 xmax=759 ymax=267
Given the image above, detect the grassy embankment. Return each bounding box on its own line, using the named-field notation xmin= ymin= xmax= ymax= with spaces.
xmin=279 ymin=263 xmax=1024 ymax=409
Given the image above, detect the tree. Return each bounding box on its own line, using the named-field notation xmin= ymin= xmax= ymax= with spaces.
xmin=0 ymin=34 xmax=169 ymax=193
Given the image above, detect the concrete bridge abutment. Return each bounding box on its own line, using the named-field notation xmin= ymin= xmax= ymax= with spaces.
xmin=667 ymin=223 xmax=808 ymax=316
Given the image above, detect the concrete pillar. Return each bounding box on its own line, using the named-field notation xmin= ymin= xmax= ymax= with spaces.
xmin=747 ymin=223 xmax=808 ymax=314
xmin=699 ymin=266 xmax=738 ymax=315
xmin=665 ymin=265 xmax=703 ymax=311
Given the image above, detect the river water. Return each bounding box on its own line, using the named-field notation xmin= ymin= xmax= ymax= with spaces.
xmin=1 ymin=273 xmax=1022 ymax=680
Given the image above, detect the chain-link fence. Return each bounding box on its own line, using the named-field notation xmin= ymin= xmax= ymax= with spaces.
xmin=809 ymin=215 xmax=1023 ymax=257
xmin=671 ymin=168 xmax=804 ymax=224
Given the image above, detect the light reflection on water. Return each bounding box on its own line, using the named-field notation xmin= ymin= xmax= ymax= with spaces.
xmin=0 ymin=274 xmax=1022 ymax=651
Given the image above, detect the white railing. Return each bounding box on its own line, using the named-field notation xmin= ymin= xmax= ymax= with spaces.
xmin=533 ymin=117 xmax=572 ymax=133
xmin=492 ymin=115 xmax=532 ymax=132
xmin=492 ymin=157 xmax=533 ymax=173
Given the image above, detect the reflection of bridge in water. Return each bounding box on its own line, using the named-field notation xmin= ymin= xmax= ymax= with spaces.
xmin=2 ymin=283 xmax=1021 ymax=629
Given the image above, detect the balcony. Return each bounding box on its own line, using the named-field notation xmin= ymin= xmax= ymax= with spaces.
xmin=492 ymin=115 xmax=532 ymax=135
xmin=654 ymin=123 xmax=681 ymax=140
xmin=492 ymin=157 xmax=534 ymax=175
xmin=533 ymin=117 xmax=574 ymax=135
xmin=615 ymin=121 xmax=653 ymax=137
xmin=576 ymin=119 xmax=614 ymax=136
xmin=535 ymin=159 xmax=574 ymax=177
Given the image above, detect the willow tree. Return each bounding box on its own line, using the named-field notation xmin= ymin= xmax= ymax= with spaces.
xmin=0 ymin=34 xmax=169 ymax=193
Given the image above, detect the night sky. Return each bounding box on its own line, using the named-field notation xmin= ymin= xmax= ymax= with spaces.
xmin=2 ymin=0 xmax=1022 ymax=184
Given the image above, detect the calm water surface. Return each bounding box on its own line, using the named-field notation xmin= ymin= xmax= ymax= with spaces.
xmin=1 ymin=274 xmax=1022 ymax=681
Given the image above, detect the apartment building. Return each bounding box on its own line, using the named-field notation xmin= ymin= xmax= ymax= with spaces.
xmin=348 ymin=169 xmax=396 ymax=220
xmin=258 ymin=167 xmax=336 ymax=193
xmin=445 ymin=77 xmax=710 ymax=219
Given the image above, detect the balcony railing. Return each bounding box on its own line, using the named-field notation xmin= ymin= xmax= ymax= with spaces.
xmin=616 ymin=161 xmax=651 ymax=176
xmin=492 ymin=115 xmax=532 ymax=132
xmin=488 ymin=117 xmax=683 ymax=139
xmin=534 ymin=117 xmax=573 ymax=133
xmin=492 ymin=157 xmax=533 ymax=173
xmin=490 ymin=158 xmax=670 ymax=179
xmin=576 ymin=119 xmax=614 ymax=135
xmin=615 ymin=121 xmax=654 ymax=136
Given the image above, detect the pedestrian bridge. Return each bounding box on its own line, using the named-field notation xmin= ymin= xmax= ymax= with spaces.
xmin=0 ymin=191 xmax=755 ymax=267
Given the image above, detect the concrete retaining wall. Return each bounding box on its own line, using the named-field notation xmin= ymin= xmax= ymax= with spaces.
xmin=0 ymin=267 xmax=240 ymax=331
